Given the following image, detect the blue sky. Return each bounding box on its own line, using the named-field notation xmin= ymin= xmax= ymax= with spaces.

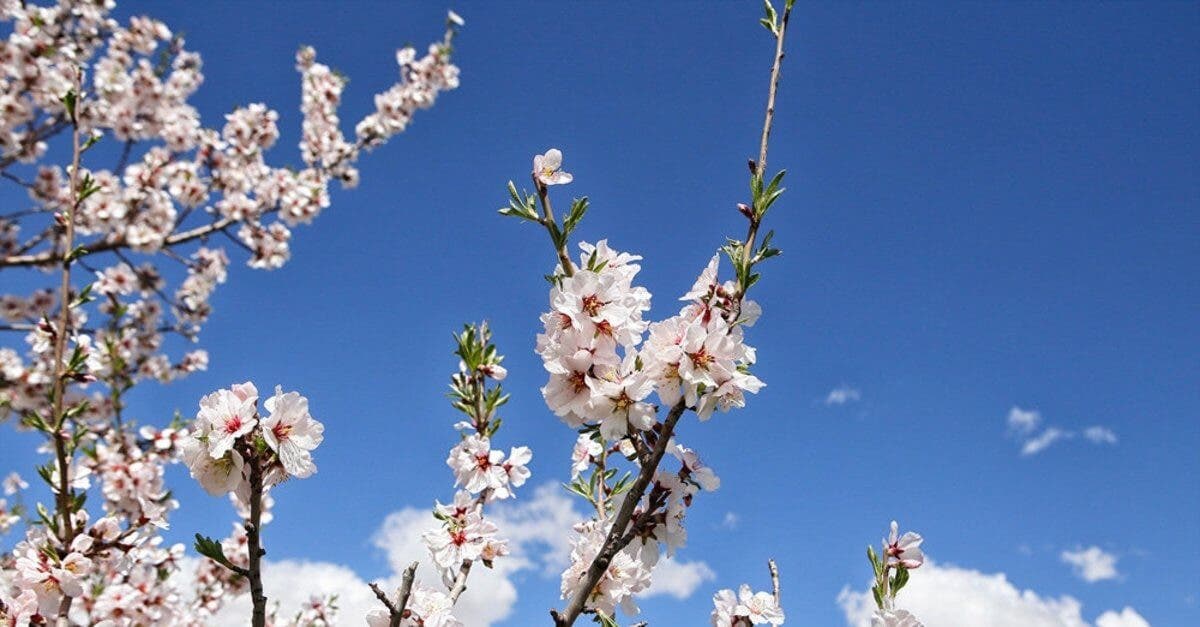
xmin=2 ymin=1 xmax=1198 ymax=625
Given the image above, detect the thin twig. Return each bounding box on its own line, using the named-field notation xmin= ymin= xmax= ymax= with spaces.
xmin=533 ymin=174 xmax=575 ymax=277
xmin=1 ymin=170 xmax=35 ymax=189
xmin=369 ymin=561 xmax=418 ymax=627
xmin=394 ymin=561 xmax=419 ymax=627
xmin=768 ymin=558 xmax=781 ymax=605
xmin=51 ymin=70 xmax=85 ymax=623
xmin=741 ymin=2 xmax=792 ymax=276
xmin=448 ymin=558 xmax=473 ymax=603
xmin=368 ymin=582 xmax=398 ymax=616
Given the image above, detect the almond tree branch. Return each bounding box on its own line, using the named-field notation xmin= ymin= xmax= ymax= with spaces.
xmin=245 ymin=450 xmax=268 ymax=627
xmin=741 ymin=1 xmax=792 ymax=276
xmin=1 ymin=212 xmax=252 ymax=268
xmin=552 ymin=399 xmax=688 ymax=626
xmin=448 ymin=559 xmax=473 ymax=603
xmin=370 ymin=561 xmax=419 ymax=627
xmin=51 ymin=72 xmax=84 ymax=623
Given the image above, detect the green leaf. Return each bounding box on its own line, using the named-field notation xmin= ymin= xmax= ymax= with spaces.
xmin=64 ymin=244 xmax=90 ymax=264
xmin=194 ymin=533 xmax=241 ymax=574
xmin=61 ymin=90 xmax=77 ymax=122
xmin=892 ymin=564 xmax=910 ymax=594
xmin=563 ymin=197 xmax=589 ymax=237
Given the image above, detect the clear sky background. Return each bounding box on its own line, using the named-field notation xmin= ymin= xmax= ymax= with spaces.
xmin=2 ymin=1 xmax=1198 ymax=625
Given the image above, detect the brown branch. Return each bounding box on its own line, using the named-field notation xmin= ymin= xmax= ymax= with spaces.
xmin=552 ymin=399 xmax=688 ymax=626
xmin=448 ymin=558 xmax=473 ymax=603
xmin=368 ymin=582 xmax=398 ymax=616
xmin=370 ymin=561 xmax=419 ymax=627
xmin=246 ymin=452 xmax=268 ymax=627
xmin=1 ymin=213 xmax=243 ymax=268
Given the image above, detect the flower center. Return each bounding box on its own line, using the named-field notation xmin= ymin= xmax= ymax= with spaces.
xmin=272 ymin=421 xmax=292 ymax=441
xmin=689 ymin=348 xmax=714 ymax=369
xmin=581 ymin=294 xmax=603 ymax=317
xmin=569 ymin=371 xmax=588 ymax=393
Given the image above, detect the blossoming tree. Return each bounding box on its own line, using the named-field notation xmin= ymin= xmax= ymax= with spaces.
xmin=0 ymin=0 xmax=461 ymax=623
xmin=2 ymin=0 xmax=937 ymax=625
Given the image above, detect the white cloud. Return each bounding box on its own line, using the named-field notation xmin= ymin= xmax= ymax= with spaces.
xmin=721 ymin=512 xmax=739 ymax=530
xmin=644 ymin=556 xmax=716 ymax=599
xmin=1061 ymin=546 xmax=1120 ymax=583
xmin=191 ymin=483 xmax=714 ymax=626
xmin=205 ymin=560 xmax=381 ymax=626
xmin=1021 ymin=427 xmax=1069 ymax=456
xmin=1007 ymin=407 xmax=1041 ymax=435
xmin=1006 ymin=408 xmax=1118 ymax=456
xmin=825 ymin=385 xmax=861 ymax=406
xmin=1095 ymin=607 xmax=1151 ymax=627
xmin=1083 ymin=426 xmax=1119 ymax=445
xmin=837 ymin=560 xmax=1146 ymax=627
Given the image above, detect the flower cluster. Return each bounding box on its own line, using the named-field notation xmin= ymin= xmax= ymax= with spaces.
xmin=5 ymin=510 xmax=188 ymax=623
xmin=526 ymin=155 xmax=765 ymax=445
xmin=559 ymin=519 xmax=653 ymax=618
xmin=181 ymin=382 xmax=324 ymax=496
xmin=710 ymin=585 xmax=786 ymax=626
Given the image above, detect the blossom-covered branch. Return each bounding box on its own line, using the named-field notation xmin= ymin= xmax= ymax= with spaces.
xmin=494 ymin=2 xmax=793 ymax=625
xmin=187 ymin=382 xmax=326 ymax=627
xmin=369 ymin=321 xmax=530 ymax=626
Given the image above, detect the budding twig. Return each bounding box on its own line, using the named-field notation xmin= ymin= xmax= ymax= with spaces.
xmin=741 ymin=1 xmax=792 ymax=278
xmin=533 ymin=175 xmax=576 ymax=277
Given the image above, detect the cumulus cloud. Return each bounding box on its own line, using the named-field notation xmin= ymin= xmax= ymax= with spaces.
xmin=1007 ymin=407 xmax=1041 ymax=435
xmin=1061 ymin=546 xmax=1120 ymax=583
xmin=195 ymin=483 xmax=715 ymax=626
xmin=205 ymin=560 xmax=380 ymax=626
xmin=1005 ymin=407 xmax=1118 ymax=456
xmin=1083 ymin=426 xmax=1119 ymax=445
xmin=825 ymin=385 xmax=861 ymax=406
xmin=837 ymin=560 xmax=1147 ymax=627
xmin=644 ymin=556 xmax=716 ymax=599
xmin=1095 ymin=607 xmax=1151 ymax=627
